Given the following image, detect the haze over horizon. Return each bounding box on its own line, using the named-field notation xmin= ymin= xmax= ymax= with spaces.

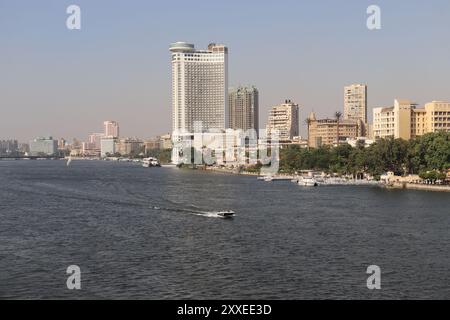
xmin=2 ymin=0 xmax=450 ymax=142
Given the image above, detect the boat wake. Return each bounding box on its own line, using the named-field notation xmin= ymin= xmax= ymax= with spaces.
xmin=152 ymin=205 xmax=235 ymax=219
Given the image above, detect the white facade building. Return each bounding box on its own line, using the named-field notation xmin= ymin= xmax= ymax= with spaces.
xmin=103 ymin=121 xmax=119 ymax=138
xmin=100 ymin=137 xmax=117 ymax=157
xmin=266 ymin=100 xmax=299 ymax=142
xmin=29 ymin=137 xmax=58 ymax=156
xmin=170 ymin=42 xmax=228 ymax=164
xmin=345 ymin=137 xmax=375 ymax=148
xmin=170 ymin=42 xmax=228 ymax=133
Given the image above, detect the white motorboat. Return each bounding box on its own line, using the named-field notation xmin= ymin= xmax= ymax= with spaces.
xmin=143 ymin=157 xmax=161 ymax=168
xmin=215 ymin=210 xmax=235 ymax=218
xmin=298 ymin=177 xmax=318 ymax=187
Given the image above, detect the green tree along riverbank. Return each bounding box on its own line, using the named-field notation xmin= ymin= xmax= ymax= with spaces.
xmin=280 ymin=132 xmax=450 ymax=178
xmin=145 ymin=149 xmax=172 ymax=164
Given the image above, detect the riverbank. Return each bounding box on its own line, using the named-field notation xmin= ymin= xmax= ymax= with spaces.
xmin=198 ymin=166 xmax=450 ymax=193
xmin=389 ymin=182 xmax=450 ymax=192
xmin=198 ymin=166 xmax=260 ymax=176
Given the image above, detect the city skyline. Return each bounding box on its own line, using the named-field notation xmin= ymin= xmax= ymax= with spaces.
xmin=2 ymin=1 xmax=450 ymax=142
xmin=1 ymin=2 xmax=450 ymax=303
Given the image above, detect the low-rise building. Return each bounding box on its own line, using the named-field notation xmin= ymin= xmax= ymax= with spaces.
xmin=144 ymin=134 xmax=173 ymax=153
xmin=372 ymin=100 xmax=450 ymax=140
xmin=29 ymin=137 xmax=58 ymax=156
xmin=345 ymin=137 xmax=375 ymax=148
xmin=160 ymin=133 xmax=173 ymax=149
xmin=116 ymin=138 xmax=143 ymax=156
xmin=307 ymin=112 xmax=361 ymax=148
xmin=289 ymin=136 xmax=309 ymax=148
xmin=144 ymin=138 xmax=161 ymax=152
xmin=81 ymin=142 xmax=100 ymax=157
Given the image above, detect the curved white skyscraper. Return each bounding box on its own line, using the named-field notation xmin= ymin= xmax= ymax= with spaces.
xmin=170 ymin=42 xmax=228 ymax=133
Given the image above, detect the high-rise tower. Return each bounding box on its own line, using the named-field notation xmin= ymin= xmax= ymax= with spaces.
xmin=344 ymin=84 xmax=367 ymax=123
xmin=170 ymin=42 xmax=228 ymax=133
xmin=103 ymin=120 xmax=119 ymax=138
xmin=228 ymin=86 xmax=259 ymax=135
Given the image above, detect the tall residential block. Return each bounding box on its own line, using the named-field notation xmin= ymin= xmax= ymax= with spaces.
xmin=266 ymin=100 xmax=299 ymax=142
xmin=372 ymin=100 xmax=450 ymax=140
xmin=228 ymin=86 xmax=259 ymax=135
xmin=88 ymin=133 xmax=104 ymax=150
xmin=170 ymin=42 xmax=228 ymax=133
xmin=344 ymin=84 xmax=367 ymax=124
xmin=103 ymin=121 xmax=119 ymax=138
xmin=100 ymin=137 xmax=117 ymax=157
xmin=0 ymin=139 xmax=19 ymax=155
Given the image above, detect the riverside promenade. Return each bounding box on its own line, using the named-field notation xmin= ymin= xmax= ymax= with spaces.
xmin=390 ymin=181 xmax=450 ymax=192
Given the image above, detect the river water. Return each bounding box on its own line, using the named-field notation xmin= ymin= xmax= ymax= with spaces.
xmin=0 ymin=160 xmax=448 ymax=299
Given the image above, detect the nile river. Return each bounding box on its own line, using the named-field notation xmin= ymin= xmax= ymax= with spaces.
xmin=0 ymin=160 xmax=449 ymax=299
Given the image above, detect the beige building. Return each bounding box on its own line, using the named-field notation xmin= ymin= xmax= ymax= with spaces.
xmin=144 ymin=133 xmax=173 ymax=152
xmin=82 ymin=142 xmax=100 ymax=157
xmin=266 ymin=100 xmax=299 ymax=142
xmin=116 ymin=138 xmax=143 ymax=156
xmin=372 ymin=100 xmax=450 ymax=140
xmin=344 ymin=84 xmax=367 ymax=123
xmin=424 ymin=101 xmax=450 ymax=133
xmin=144 ymin=138 xmax=161 ymax=151
xmin=159 ymin=133 xmax=173 ymax=149
xmin=308 ymin=112 xmax=361 ymax=148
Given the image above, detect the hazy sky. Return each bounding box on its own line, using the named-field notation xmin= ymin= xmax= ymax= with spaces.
xmin=1 ymin=0 xmax=450 ymax=142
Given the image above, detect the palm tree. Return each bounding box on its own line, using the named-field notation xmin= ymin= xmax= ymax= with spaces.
xmin=304 ymin=118 xmax=312 ymax=146
xmin=335 ymin=111 xmax=342 ymax=145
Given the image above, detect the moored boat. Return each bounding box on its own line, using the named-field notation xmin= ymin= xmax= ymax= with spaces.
xmin=142 ymin=157 xmax=161 ymax=168
xmin=298 ymin=176 xmax=318 ymax=187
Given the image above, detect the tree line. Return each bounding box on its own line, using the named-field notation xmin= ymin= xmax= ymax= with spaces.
xmin=279 ymin=132 xmax=450 ymax=179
